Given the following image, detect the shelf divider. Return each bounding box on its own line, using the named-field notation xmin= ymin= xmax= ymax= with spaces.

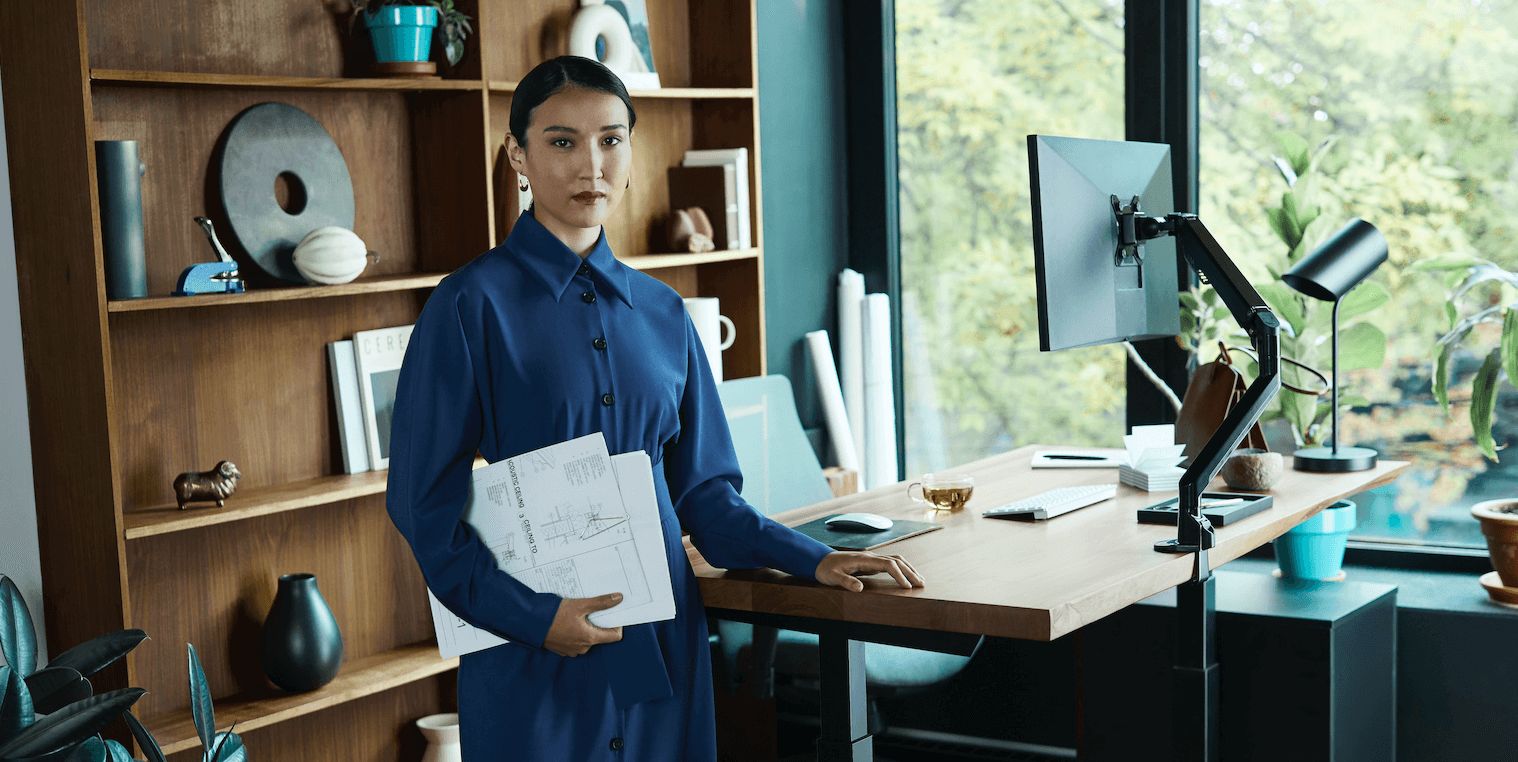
xmin=621 ymin=248 xmax=760 ymax=271
xmin=107 ymin=272 xmax=449 ymax=313
xmin=91 ymin=69 xmax=484 ymax=92
xmin=140 ymin=642 xmax=458 ymax=756
xmin=124 ymin=471 xmax=391 ymax=539
xmin=487 ymin=80 xmax=755 ymax=99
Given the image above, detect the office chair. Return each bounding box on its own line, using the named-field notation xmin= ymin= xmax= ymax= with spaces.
xmin=713 ymin=375 xmax=980 ymax=730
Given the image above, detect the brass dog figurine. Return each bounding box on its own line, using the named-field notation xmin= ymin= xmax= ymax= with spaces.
xmin=174 ymin=461 xmax=242 ymax=510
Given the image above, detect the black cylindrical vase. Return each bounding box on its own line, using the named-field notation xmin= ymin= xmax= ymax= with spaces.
xmin=93 ymin=140 xmax=147 ymax=299
xmin=260 ymin=573 xmax=344 ymax=692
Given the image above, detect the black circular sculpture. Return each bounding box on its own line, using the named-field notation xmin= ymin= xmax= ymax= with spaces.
xmin=217 ymin=102 xmax=354 ymax=284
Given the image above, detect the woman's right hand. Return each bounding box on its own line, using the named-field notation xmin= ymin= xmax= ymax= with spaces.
xmin=543 ymin=592 xmax=625 ymax=657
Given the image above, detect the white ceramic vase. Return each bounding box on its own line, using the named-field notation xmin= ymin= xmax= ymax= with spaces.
xmin=417 ymin=713 xmax=462 ymax=762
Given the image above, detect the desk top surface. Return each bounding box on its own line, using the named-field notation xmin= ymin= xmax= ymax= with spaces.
xmin=689 ymin=445 xmax=1407 ymax=642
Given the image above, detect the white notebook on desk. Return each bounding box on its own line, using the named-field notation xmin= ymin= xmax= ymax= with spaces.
xmin=427 ymin=434 xmax=675 ymax=659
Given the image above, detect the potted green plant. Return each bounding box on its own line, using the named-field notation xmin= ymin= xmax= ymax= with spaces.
xmin=0 ymin=575 xmax=148 ymax=762
xmin=1174 ymin=132 xmax=1391 ymax=582
xmin=348 ymin=0 xmax=473 ymax=69
xmin=1412 ymin=253 xmax=1518 ymax=598
xmin=0 ymin=575 xmax=246 ymax=762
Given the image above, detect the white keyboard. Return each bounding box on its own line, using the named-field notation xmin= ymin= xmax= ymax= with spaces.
xmin=982 ymin=483 xmax=1118 ymax=521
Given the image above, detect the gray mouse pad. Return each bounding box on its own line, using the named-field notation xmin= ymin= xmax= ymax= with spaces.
xmin=790 ymin=516 xmax=943 ymax=552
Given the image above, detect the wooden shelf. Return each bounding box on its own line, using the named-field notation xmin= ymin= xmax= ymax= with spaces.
xmin=106 ymin=272 xmax=450 ymax=313
xmin=124 ymin=470 xmax=392 ymax=540
xmin=125 ymin=458 xmax=488 ymax=540
xmin=91 ymin=69 xmax=484 ymax=91
xmin=622 ymin=248 xmax=760 ymax=271
xmin=487 ymin=80 xmax=755 ymax=99
xmin=140 ymin=642 xmax=458 ymax=756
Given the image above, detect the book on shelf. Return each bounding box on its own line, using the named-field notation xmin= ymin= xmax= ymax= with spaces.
xmin=667 ymin=165 xmax=737 ymax=250
xmin=327 ymin=339 xmax=371 ymax=474
xmin=682 ymin=148 xmax=750 ymax=249
xmin=353 ymin=324 xmax=414 ymax=471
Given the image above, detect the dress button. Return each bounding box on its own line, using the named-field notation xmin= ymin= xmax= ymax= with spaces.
xmin=581 ymin=291 xmax=596 ymax=303
xmin=593 ymin=337 xmax=607 ymax=351
xmin=577 ymin=263 xmax=590 ymax=276
xmin=610 ymin=738 xmax=624 ymax=751
xmin=602 ymin=393 xmax=615 ymax=406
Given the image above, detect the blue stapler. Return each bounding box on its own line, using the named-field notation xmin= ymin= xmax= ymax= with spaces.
xmin=173 ymin=217 xmax=246 ymax=296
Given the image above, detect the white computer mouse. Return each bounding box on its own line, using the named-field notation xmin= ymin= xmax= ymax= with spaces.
xmin=824 ymin=512 xmax=894 ymax=532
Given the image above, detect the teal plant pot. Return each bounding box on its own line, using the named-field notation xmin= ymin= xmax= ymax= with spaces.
xmin=1274 ymin=499 xmax=1357 ymax=580
xmin=366 ymin=5 xmax=438 ymax=63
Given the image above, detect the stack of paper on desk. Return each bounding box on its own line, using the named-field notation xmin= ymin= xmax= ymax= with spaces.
xmin=1117 ymin=424 xmax=1187 ymax=492
xmin=427 ymin=432 xmax=676 ymax=659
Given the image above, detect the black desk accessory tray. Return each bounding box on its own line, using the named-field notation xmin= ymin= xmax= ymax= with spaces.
xmin=1137 ymin=491 xmax=1273 ymax=527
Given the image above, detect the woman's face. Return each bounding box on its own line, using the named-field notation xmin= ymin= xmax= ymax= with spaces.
xmin=507 ymin=86 xmax=632 ymax=236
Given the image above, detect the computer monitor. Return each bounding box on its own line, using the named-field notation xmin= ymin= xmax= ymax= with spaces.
xmin=1027 ymin=135 xmax=1181 ymax=351
xmin=1025 ymin=134 xmax=1283 ymax=555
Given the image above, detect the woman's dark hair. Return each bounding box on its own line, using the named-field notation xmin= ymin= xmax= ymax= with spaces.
xmin=509 ymin=56 xmax=637 ymax=147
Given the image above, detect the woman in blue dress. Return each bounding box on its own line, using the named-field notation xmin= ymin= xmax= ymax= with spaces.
xmin=386 ymin=56 xmax=924 ymax=761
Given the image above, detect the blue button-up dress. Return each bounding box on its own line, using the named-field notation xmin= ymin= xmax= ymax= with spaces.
xmin=386 ymin=211 xmax=834 ymax=761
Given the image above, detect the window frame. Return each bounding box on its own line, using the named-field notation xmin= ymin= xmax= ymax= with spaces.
xmin=853 ymin=0 xmax=1483 ymax=568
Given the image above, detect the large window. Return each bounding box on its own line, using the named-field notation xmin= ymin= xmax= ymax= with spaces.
xmin=896 ymin=0 xmax=1127 ymax=476
xmin=1199 ymin=0 xmax=1518 ymax=548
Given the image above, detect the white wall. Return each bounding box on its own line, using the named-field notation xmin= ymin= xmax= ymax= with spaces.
xmin=0 ymin=76 xmax=48 ymax=660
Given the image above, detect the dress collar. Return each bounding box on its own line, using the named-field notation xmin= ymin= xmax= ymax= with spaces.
xmin=503 ymin=210 xmax=632 ymax=307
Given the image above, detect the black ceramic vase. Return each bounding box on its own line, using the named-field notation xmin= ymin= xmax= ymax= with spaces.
xmin=260 ymin=573 xmax=344 ymax=692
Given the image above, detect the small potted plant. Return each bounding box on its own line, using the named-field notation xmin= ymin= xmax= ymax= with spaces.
xmin=1413 ymin=253 xmax=1518 ymax=601
xmin=349 ymin=0 xmax=472 ymax=76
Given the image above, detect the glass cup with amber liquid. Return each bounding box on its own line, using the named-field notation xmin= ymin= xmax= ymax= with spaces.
xmin=907 ymin=472 xmax=975 ymax=512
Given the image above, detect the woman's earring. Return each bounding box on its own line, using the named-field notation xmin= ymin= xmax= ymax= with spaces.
xmin=518 ymin=175 xmax=530 ymax=192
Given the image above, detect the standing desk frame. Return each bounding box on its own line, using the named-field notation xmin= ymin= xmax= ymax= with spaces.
xmin=695 ymin=445 xmax=1406 ymax=761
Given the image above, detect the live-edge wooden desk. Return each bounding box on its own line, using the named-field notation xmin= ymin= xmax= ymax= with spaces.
xmin=689 ymin=444 xmax=1407 ymax=761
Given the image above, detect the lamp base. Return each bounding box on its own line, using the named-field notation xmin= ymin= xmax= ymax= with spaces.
xmin=1292 ymin=446 xmax=1377 ymax=472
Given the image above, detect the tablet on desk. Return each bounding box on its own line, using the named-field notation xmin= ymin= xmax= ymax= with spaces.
xmin=791 ymin=516 xmax=943 ymax=551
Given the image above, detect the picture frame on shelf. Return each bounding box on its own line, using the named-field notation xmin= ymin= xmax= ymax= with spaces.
xmin=328 ymin=339 xmax=372 ymax=474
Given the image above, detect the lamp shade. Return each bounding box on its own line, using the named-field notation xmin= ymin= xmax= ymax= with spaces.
xmin=1282 ymin=218 xmax=1388 ymax=301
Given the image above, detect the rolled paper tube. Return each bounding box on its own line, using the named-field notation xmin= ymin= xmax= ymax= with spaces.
xmin=838 ymin=269 xmax=867 ymax=486
xmin=95 ymin=141 xmax=147 ymax=299
xmin=805 ymin=330 xmax=861 ymax=472
xmin=862 ymin=292 xmax=898 ymax=489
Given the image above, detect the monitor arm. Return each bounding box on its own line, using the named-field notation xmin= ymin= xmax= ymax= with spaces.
xmin=1130 ymin=211 xmax=1282 ymax=555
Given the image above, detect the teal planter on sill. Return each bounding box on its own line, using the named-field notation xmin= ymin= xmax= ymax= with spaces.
xmin=366 ymin=5 xmax=438 ymax=63
xmin=1274 ymin=499 xmax=1357 ymax=580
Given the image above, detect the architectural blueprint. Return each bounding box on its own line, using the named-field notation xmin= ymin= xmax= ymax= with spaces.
xmin=428 ymin=432 xmax=676 ymax=659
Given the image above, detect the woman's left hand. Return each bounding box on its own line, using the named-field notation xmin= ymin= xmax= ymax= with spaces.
xmin=815 ymin=552 xmax=925 ymax=592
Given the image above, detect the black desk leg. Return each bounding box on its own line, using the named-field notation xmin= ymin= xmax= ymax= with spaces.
xmin=1174 ymin=564 xmax=1220 ymax=762
xmin=815 ymin=632 xmax=872 ymax=762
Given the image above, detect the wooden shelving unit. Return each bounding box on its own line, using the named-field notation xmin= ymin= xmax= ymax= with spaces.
xmin=141 ymin=643 xmax=460 ymax=755
xmin=3 ymin=1 xmax=765 ymax=759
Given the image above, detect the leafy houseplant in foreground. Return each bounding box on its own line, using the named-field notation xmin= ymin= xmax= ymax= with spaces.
xmin=0 ymin=576 xmax=244 ymax=762
xmin=1415 ymin=255 xmax=1518 ymax=461
xmin=0 ymin=575 xmax=148 ymax=762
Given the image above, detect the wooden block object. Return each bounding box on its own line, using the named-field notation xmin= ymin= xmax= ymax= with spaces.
xmin=823 ymin=467 xmax=858 ymax=498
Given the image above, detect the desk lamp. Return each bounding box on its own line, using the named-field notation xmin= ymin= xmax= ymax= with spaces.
xmin=1281 ymin=218 xmax=1388 ymax=472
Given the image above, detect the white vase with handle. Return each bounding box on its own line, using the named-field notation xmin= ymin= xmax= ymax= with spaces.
xmin=682 ymin=297 xmax=736 ymax=383
xmin=417 ymin=713 xmax=462 ymax=762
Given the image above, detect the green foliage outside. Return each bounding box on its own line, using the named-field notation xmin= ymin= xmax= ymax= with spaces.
xmin=1198 ymin=0 xmax=1518 ymax=542
xmin=897 ymin=0 xmax=1128 ymax=474
xmin=899 ymin=0 xmax=1518 ymax=543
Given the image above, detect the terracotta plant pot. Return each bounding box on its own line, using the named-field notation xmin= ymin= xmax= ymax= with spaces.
xmin=1471 ymin=500 xmax=1518 ymax=587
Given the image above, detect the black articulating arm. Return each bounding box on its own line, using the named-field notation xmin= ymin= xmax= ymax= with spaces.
xmin=1129 ymin=212 xmax=1282 ymax=558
